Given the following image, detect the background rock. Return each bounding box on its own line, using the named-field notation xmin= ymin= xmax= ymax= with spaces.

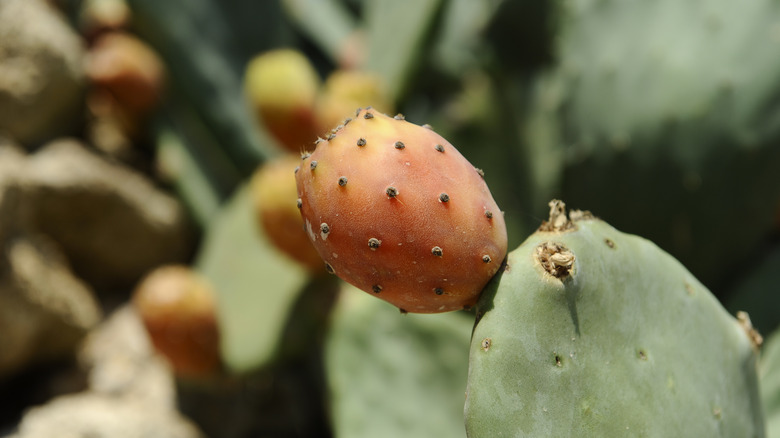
xmin=0 ymin=235 xmax=101 ymax=380
xmin=9 ymin=392 xmax=204 ymax=438
xmin=0 ymin=0 xmax=86 ymax=147
xmin=6 ymin=305 xmax=204 ymax=438
xmin=20 ymin=139 xmax=196 ymax=290
xmin=79 ymin=305 xmax=176 ymax=405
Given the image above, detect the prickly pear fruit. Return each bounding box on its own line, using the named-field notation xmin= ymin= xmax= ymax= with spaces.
xmin=315 ymin=70 xmax=393 ymax=136
xmin=87 ymin=31 xmax=166 ymax=117
xmin=250 ymin=154 xmax=324 ymax=272
xmin=244 ymin=49 xmax=321 ymax=152
xmin=79 ymin=0 xmax=131 ymax=40
xmin=132 ymin=265 xmax=222 ymax=378
xmin=295 ymin=108 xmax=507 ymax=313
xmin=465 ymin=201 xmax=765 ymax=436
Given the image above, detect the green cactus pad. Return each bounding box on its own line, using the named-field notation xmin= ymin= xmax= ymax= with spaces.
xmin=465 ymin=202 xmax=764 ymax=437
xmin=155 ymin=121 xmax=233 ymax=228
xmin=195 ymin=183 xmax=309 ymax=373
xmin=761 ymin=329 xmax=780 ymax=438
xmin=128 ymin=0 xmax=281 ymax=174
xmin=363 ymin=0 xmax=444 ymax=101
xmin=281 ymin=0 xmax=357 ymax=65
xmin=326 ymin=283 xmax=471 ymax=438
xmin=522 ymin=0 xmax=780 ymax=290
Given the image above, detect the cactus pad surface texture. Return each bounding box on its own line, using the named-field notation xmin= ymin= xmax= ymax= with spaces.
xmin=464 ymin=201 xmax=765 ymax=437
xmin=522 ymin=0 xmax=780 ymax=291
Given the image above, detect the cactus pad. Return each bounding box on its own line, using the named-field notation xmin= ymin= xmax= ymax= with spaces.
xmin=465 ymin=201 xmax=764 ymax=436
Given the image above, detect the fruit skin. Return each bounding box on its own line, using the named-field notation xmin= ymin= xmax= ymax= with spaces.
xmin=465 ymin=202 xmax=764 ymax=436
xmin=250 ymin=153 xmax=325 ymax=272
xmin=132 ymin=265 xmax=222 ymax=378
xmin=244 ymin=49 xmax=322 ymax=153
xmin=295 ymin=108 xmax=507 ymax=313
xmin=87 ymin=31 xmax=166 ymax=117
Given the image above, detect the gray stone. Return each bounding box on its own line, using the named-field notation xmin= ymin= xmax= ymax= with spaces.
xmin=0 ymin=139 xmax=102 ymax=380
xmin=20 ymin=139 xmax=196 ymax=290
xmin=79 ymin=305 xmax=175 ymax=406
xmin=7 ymin=305 xmax=204 ymax=438
xmin=0 ymin=0 xmax=86 ymax=146
xmin=0 ymin=235 xmax=102 ymax=379
xmin=10 ymin=392 xmax=204 ymax=438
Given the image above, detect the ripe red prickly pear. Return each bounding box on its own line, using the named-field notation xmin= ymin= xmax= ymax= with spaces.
xmin=295 ymin=108 xmax=508 ymax=313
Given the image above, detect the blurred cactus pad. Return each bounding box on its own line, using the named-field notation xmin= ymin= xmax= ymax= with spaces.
xmin=326 ymin=284 xmax=472 ymax=438
xmin=522 ymin=0 xmax=780 ymax=290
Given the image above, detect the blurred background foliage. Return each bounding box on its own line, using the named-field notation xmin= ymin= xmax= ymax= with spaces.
xmin=1 ymin=0 xmax=779 ymax=436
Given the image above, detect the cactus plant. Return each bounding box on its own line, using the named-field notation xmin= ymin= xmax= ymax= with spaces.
xmin=295 ymin=108 xmax=507 ymax=313
xmin=128 ymin=0 xmax=279 ymax=175
xmin=362 ymin=0 xmax=445 ymax=102
xmin=37 ymin=1 xmax=779 ymax=436
xmin=280 ymin=0 xmax=358 ymax=68
xmin=521 ymin=0 xmax=780 ymax=291
xmin=761 ymin=329 xmax=780 ymax=438
xmin=326 ymin=283 xmax=471 ymax=438
xmin=194 ymin=183 xmax=310 ymax=373
xmin=154 ymin=122 xmax=226 ymax=227
xmin=465 ymin=201 xmax=765 ymax=436
xmin=727 ymin=245 xmax=780 ymax=337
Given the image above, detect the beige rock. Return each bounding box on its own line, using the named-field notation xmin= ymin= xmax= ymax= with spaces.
xmin=0 ymin=0 xmax=86 ymax=146
xmin=79 ymin=305 xmax=176 ymax=406
xmin=10 ymin=392 xmax=204 ymax=438
xmin=9 ymin=305 xmax=205 ymax=438
xmin=8 ymin=305 xmax=204 ymax=438
xmin=0 ymin=139 xmax=101 ymax=379
xmin=0 ymin=235 xmax=101 ymax=379
xmin=20 ymin=139 xmax=196 ymax=289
